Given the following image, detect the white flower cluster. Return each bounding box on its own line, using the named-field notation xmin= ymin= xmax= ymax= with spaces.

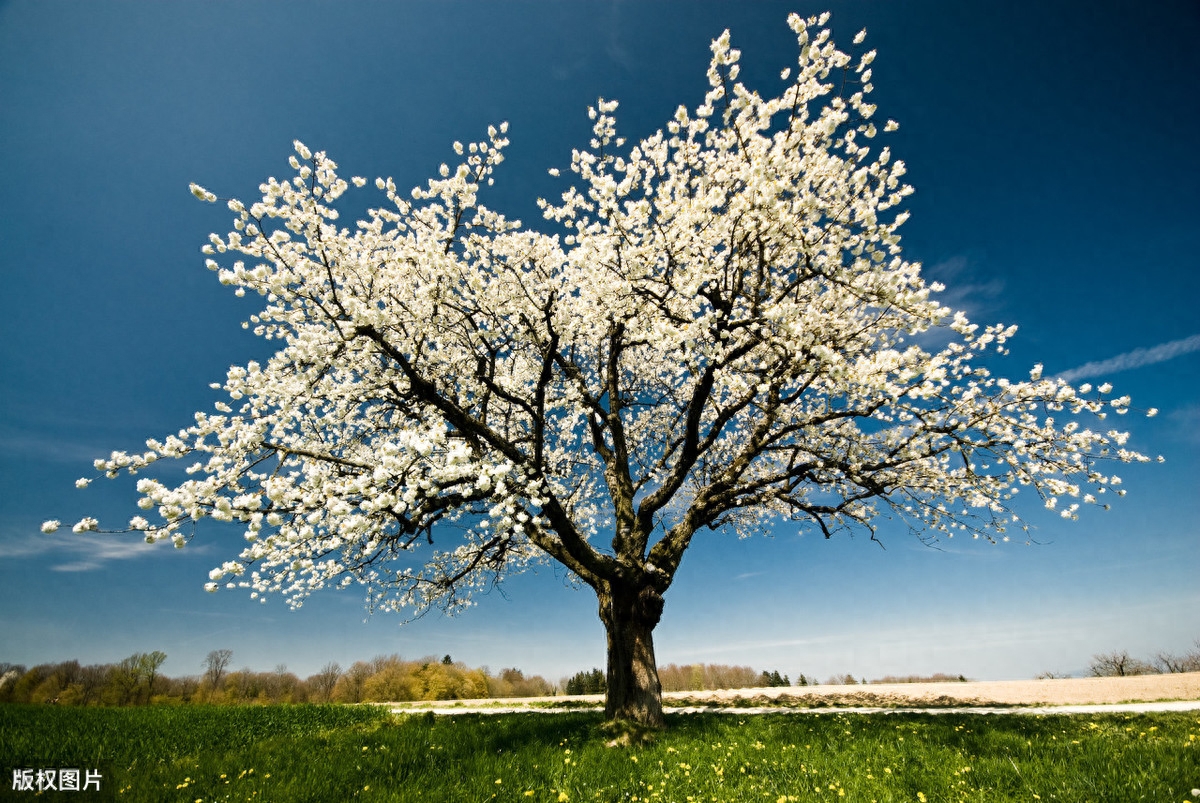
xmin=50 ymin=13 xmax=1154 ymax=615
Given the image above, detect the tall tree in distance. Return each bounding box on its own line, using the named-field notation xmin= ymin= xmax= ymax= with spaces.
xmin=139 ymin=650 xmax=167 ymax=704
xmin=46 ymin=12 xmax=1156 ymax=726
xmin=203 ymin=649 xmax=233 ymax=693
xmin=306 ymin=661 xmax=342 ymax=702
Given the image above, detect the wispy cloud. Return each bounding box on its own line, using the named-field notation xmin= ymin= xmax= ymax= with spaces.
xmin=924 ymin=256 xmax=1006 ymax=316
xmin=0 ymin=430 xmax=110 ymax=465
xmin=1057 ymin=333 xmax=1200 ymax=382
xmin=0 ymin=531 xmax=192 ymax=572
xmin=910 ymin=256 xmax=1005 ymax=351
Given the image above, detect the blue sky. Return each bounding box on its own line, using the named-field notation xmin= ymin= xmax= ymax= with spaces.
xmin=1 ymin=0 xmax=1197 ymax=685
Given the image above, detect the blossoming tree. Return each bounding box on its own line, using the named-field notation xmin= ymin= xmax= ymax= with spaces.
xmin=47 ymin=13 xmax=1154 ymax=726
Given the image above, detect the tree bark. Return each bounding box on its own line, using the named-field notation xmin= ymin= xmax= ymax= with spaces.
xmin=598 ymin=581 xmax=665 ymax=727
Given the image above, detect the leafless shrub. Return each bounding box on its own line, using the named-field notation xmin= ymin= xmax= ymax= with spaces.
xmin=1089 ymin=650 xmax=1158 ymax=677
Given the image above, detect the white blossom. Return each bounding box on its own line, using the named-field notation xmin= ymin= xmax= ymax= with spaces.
xmin=189 ymin=183 xmax=217 ymax=203
xmin=72 ymin=517 xmax=99 ymax=534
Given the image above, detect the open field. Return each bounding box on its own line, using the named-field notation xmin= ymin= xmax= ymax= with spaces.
xmin=2 ymin=703 xmax=1199 ymax=801
xmin=388 ymin=671 xmax=1200 ymax=714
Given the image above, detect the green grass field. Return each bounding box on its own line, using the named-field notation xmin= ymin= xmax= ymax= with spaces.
xmin=2 ymin=704 xmax=1197 ymax=802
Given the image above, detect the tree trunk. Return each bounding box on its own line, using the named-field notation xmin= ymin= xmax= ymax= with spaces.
xmin=598 ymin=582 xmax=665 ymax=727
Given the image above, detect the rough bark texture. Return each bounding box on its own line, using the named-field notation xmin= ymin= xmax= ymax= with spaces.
xmin=598 ymin=582 xmax=665 ymax=726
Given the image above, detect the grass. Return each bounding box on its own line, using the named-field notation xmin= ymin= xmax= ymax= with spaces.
xmin=1 ymin=705 xmax=1197 ymax=802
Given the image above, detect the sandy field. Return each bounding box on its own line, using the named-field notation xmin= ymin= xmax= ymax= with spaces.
xmin=390 ymin=672 xmax=1200 ymax=713
xmin=661 ymin=671 xmax=1200 ymax=708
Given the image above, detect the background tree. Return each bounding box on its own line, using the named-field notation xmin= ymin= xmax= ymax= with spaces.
xmin=657 ymin=663 xmax=760 ymax=692
xmin=7 ymin=665 xmax=47 ymax=705
xmin=332 ymin=660 xmax=373 ymax=703
xmin=203 ymin=649 xmax=233 ymax=693
xmin=29 ymin=661 xmax=81 ymax=704
xmin=306 ymin=661 xmax=342 ymax=702
xmin=565 ymin=668 xmax=607 ymax=696
xmin=1089 ymin=650 xmax=1157 ymax=678
xmin=107 ymin=654 xmax=147 ymax=705
xmin=75 ymin=664 xmax=109 ymax=706
xmin=169 ymin=674 xmax=201 ymax=704
xmin=1154 ymin=641 xmax=1200 ymax=674
xmin=51 ymin=12 xmax=1156 ymax=726
xmin=759 ymin=670 xmax=789 ymax=688
xmin=139 ymin=651 xmax=167 ymax=704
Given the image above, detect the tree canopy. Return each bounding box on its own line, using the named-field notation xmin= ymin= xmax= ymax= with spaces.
xmin=46 ymin=11 xmax=1154 ymax=724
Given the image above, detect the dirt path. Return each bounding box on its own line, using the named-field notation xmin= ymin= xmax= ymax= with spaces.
xmin=388 ymin=672 xmax=1200 ymax=715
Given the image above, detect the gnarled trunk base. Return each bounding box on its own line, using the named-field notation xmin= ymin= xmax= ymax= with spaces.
xmin=598 ymin=582 xmax=665 ymax=727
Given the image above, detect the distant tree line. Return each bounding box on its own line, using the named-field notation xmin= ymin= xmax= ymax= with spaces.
xmin=868 ymin=673 xmax=969 ymax=684
xmin=537 ymin=664 xmax=807 ymax=696
xmin=0 ymin=650 xmax=555 ymax=706
xmin=2 ymin=650 xmax=1004 ymax=706
xmin=560 ymin=665 xmax=977 ymax=694
xmin=0 ymin=652 xmax=168 ymax=706
xmin=1088 ymin=640 xmax=1200 ymax=678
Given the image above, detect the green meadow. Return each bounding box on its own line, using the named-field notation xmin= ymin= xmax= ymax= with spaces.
xmin=1 ymin=704 xmax=1197 ymax=802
